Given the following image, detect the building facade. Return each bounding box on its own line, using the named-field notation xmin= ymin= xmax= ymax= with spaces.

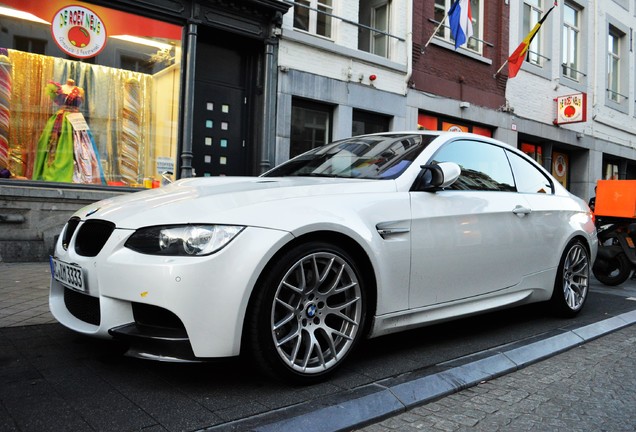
xmin=2 ymin=0 xmax=636 ymax=261
xmin=0 ymin=0 xmax=290 ymax=261
xmin=506 ymin=0 xmax=636 ymax=201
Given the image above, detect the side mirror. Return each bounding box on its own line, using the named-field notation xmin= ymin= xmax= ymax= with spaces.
xmin=411 ymin=162 xmax=461 ymax=192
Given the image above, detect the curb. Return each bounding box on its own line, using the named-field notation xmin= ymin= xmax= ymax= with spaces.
xmin=202 ymin=310 xmax=636 ymax=432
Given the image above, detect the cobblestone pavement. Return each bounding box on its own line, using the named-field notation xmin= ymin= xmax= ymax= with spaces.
xmin=358 ymin=324 xmax=636 ymax=432
xmin=0 ymin=262 xmax=55 ymax=327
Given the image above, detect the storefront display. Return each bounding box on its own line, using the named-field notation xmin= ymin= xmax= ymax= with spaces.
xmin=417 ymin=112 xmax=493 ymax=137
xmin=0 ymin=0 xmax=182 ymax=187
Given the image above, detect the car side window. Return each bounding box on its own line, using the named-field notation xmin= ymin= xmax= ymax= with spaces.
xmin=506 ymin=150 xmax=554 ymax=194
xmin=431 ymin=140 xmax=515 ymax=191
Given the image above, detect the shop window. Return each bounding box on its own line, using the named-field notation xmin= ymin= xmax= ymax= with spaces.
xmin=352 ymin=109 xmax=390 ymax=136
xmin=552 ymin=151 xmax=569 ymax=188
xmin=120 ymin=55 xmax=153 ymax=74
xmin=604 ymin=162 xmax=619 ymax=180
xmin=417 ymin=112 xmax=493 ymax=137
xmin=13 ymin=36 xmax=46 ymax=54
xmin=290 ymin=99 xmax=332 ymax=158
xmin=0 ymin=3 xmax=182 ymax=188
xmin=521 ymin=143 xmax=542 ymax=165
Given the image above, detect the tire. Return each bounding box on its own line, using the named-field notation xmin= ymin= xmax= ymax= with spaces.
xmin=592 ymin=252 xmax=632 ymax=286
xmin=550 ymin=239 xmax=590 ymax=317
xmin=246 ymin=242 xmax=367 ymax=384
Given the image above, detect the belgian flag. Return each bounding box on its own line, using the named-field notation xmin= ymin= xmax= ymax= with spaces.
xmin=507 ymin=3 xmax=557 ymax=78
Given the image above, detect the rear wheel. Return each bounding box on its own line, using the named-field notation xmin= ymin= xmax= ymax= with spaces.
xmin=592 ymin=252 xmax=631 ymax=286
xmin=550 ymin=239 xmax=590 ymax=317
xmin=247 ymin=242 xmax=367 ymax=384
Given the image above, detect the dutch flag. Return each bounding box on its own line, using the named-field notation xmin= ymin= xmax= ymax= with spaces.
xmin=448 ymin=0 xmax=474 ymax=49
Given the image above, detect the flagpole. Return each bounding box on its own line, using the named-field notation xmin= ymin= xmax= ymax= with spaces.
xmin=423 ymin=0 xmax=461 ymax=51
xmin=423 ymin=18 xmax=448 ymax=50
xmin=494 ymin=0 xmax=558 ymax=78
xmin=494 ymin=59 xmax=508 ymax=78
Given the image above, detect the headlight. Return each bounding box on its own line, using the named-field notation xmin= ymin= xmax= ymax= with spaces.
xmin=125 ymin=224 xmax=245 ymax=256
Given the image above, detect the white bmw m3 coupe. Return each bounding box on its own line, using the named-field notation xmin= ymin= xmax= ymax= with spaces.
xmin=49 ymin=132 xmax=597 ymax=383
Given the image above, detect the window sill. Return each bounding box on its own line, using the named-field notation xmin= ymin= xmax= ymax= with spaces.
xmin=281 ymin=28 xmax=408 ymax=73
xmin=428 ymin=38 xmax=492 ymax=65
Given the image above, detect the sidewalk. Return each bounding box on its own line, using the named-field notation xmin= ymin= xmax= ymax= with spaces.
xmin=358 ymin=323 xmax=636 ymax=431
xmin=0 ymin=261 xmax=56 ymax=327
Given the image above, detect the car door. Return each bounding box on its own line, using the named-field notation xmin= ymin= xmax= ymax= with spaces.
xmin=504 ymin=148 xmax=564 ymax=273
xmin=409 ymin=139 xmax=535 ymax=308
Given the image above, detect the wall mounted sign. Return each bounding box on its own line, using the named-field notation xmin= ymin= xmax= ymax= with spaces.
xmin=51 ymin=5 xmax=107 ymax=58
xmin=554 ymin=92 xmax=586 ymax=125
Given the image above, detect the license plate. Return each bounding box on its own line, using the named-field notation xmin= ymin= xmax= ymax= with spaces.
xmin=50 ymin=257 xmax=86 ymax=292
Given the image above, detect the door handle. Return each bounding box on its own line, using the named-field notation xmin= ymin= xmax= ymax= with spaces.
xmin=512 ymin=205 xmax=532 ymax=217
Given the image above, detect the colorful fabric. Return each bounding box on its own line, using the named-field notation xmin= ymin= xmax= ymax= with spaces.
xmin=448 ymin=0 xmax=473 ymax=49
xmin=32 ymin=82 xmax=105 ymax=184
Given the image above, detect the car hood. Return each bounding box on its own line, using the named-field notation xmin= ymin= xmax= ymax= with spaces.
xmin=76 ymin=176 xmax=398 ymax=229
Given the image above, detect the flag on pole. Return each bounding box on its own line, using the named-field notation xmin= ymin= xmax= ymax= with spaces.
xmin=448 ymin=0 xmax=473 ymax=49
xmin=507 ymin=3 xmax=557 ymax=78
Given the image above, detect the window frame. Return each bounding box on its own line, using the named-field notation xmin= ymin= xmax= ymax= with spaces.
xmin=370 ymin=2 xmax=390 ymax=57
xmin=434 ymin=0 xmax=484 ymax=55
xmin=430 ymin=139 xmax=516 ymax=192
xmin=605 ymin=18 xmax=629 ymax=113
xmin=517 ymin=0 xmax=552 ymax=79
xmin=290 ymin=98 xmax=333 ymax=158
xmin=293 ymin=0 xmax=334 ymax=39
xmin=523 ymin=0 xmax=544 ymax=67
xmin=607 ymin=27 xmax=621 ymax=102
xmin=561 ymin=3 xmax=581 ymax=81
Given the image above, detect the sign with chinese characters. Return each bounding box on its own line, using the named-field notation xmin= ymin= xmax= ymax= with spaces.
xmin=51 ymin=5 xmax=107 ymax=59
xmin=554 ymin=92 xmax=587 ymax=125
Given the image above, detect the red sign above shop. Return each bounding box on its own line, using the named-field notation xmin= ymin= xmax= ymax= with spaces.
xmin=51 ymin=5 xmax=106 ymax=58
xmin=1 ymin=0 xmax=181 ymax=41
xmin=554 ymin=92 xmax=587 ymax=125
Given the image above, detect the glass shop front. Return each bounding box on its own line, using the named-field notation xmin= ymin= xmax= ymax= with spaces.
xmin=0 ymin=0 xmax=182 ymax=188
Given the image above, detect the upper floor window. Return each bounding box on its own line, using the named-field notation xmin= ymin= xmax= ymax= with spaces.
xmin=294 ymin=0 xmax=333 ymax=39
xmin=561 ymin=3 xmax=581 ymax=81
xmin=434 ymin=0 xmax=483 ymax=54
xmin=358 ymin=0 xmax=391 ymax=58
xmin=607 ymin=27 xmax=622 ymax=103
xmin=523 ymin=0 xmax=545 ymax=67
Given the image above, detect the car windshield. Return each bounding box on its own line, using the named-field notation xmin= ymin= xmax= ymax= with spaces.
xmin=263 ymin=134 xmax=437 ymax=179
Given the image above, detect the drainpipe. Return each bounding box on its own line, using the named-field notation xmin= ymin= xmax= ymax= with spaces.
xmin=260 ymin=13 xmax=283 ymax=174
xmin=404 ymin=0 xmax=413 ymax=94
xmin=180 ymin=23 xmax=198 ymax=179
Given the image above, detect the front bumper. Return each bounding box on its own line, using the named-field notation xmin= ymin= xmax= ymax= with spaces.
xmin=49 ymin=223 xmax=292 ymax=359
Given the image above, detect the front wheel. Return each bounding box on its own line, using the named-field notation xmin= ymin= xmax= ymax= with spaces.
xmin=592 ymin=252 xmax=632 ymax=286
xmin=550 ymin=239 xmax=590 ymax=317
xmin=246 ymin=242 xmax=367 ymax=384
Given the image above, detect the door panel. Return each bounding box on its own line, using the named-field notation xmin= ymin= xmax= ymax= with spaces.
xmin=409 ymin=190 xmax=533 ymax=308
xmin=192 ymin=31 xmax=252 ymax=176
xmin=192 ymin=82 xmax=245 ymax=176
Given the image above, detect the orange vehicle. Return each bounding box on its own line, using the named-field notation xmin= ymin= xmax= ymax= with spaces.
xmin=592 ymin=180 xmax=636 ymax=286
xmin=593 ymin=180 xmax=636 ymax=219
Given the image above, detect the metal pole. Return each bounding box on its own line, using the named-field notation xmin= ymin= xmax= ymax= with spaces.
xmin=180 ymin=23 xmax=197 ymax=178
xmin=260 ymin=39 xmax=277 ymax=173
